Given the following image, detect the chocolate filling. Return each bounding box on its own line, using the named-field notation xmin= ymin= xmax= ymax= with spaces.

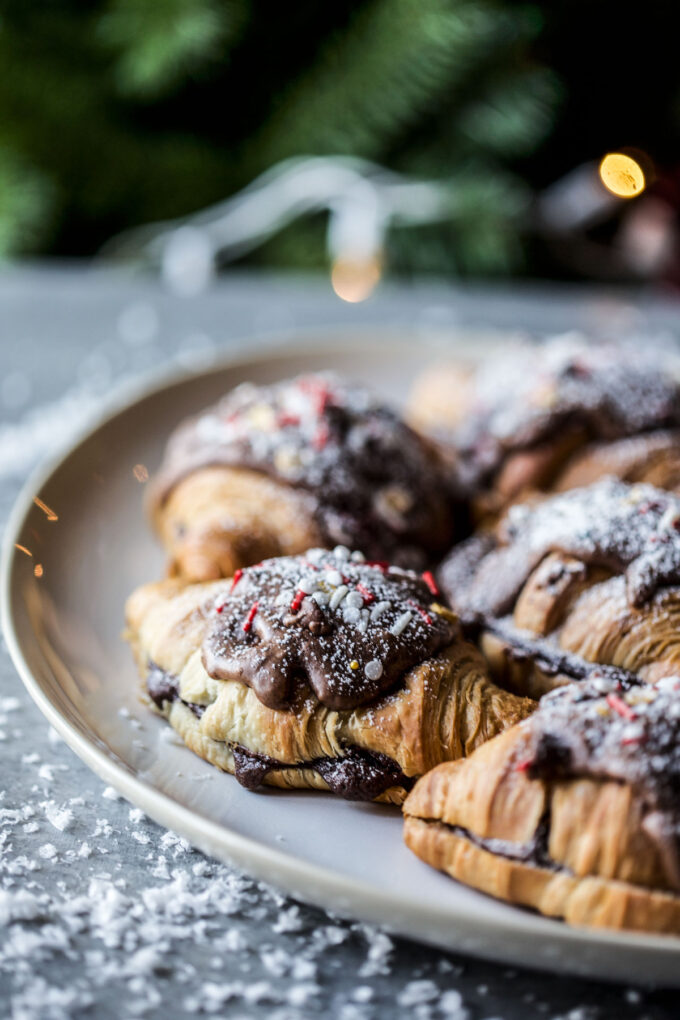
xmin=145 ymin=664 xmax=410 ymax=801
xmin=146 ymin=662 xmax=204 ymax=718
xmin=232 ymin=744 xmax=412 ymax=800
xmin=438 ymin=813 xmax=557 ymax=871
xmin=461 ymin=612 xmax=638 ymax=686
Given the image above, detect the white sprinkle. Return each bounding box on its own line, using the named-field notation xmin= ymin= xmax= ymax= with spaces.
xmin=39 ymin=843 xmax=57 ymax=860
xmin=275 ymin=590 xmax=293 ymax=606
xmin=102 ymin=786 xmax=120 ymax=801
xmin=655 ymin=675 xmax=680 ymax=691
xmin=298 ymin=576 xmax=318 ymax=595
xmin=357 ymin=609 xmax=370 ymax=635
xmin=324 ymin=569 xmax=343 ymax=587
xmin=345 ymin=591 xmax=364 ymax=610
xmin=365 ymin=660 xmax=383 ymax=681
xmin=371 ymin=600 xmax=390 ymax=621
xmin=343 ymin=606 xmax=361 ymax=625
xmin=305 ymin=547 xmax=325 ymax=563
xmin=390 ymin=611 xmax=413 ymax=636
xmin=621 ymin=723 xmax=644 ymax=743
xmin=333 ymin=545 xmax=350 ymax=561
xmin=311 ymin=590 xmax=329 ymax=607
xmin=350 ymin=550 xmax=366 ymax=562
xmin=659 ymin=505 xmax=680 ymax=532
xmin=330 ymin=585 xmax=349 ymax=610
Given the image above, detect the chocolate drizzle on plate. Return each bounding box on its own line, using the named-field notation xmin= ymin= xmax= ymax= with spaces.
xmin=454 ymin=335 xmax=680 ymax=491
xmin=203 ymin=547 xmax=457 ymax=711
xmin=150 ymin=372 xmax=454 ymax=564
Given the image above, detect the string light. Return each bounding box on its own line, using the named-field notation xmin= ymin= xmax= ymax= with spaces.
xmin=599 ymin=153 xmax=646 ymax=199
xmin=331 ymin=256 xmax=382 ymax=303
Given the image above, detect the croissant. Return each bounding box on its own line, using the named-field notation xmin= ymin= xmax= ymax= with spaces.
xmin=438 ymin=478 xmax=680 ymax=699
xmin=124 ymin=547 xmax=533 ymax=803
xmin=404 ymin=674 xmax=680 ymax=933
xmin=148 ymin=373 xmax=455 ymax=581
xmin=407 ymin=334 xmax=680 ymax=521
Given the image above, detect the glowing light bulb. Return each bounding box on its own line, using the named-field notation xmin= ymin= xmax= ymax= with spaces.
xmin=599 ymin=153 xmax=646 ymax=199
xmin=331 ymin=256 xmax=381 ymax=303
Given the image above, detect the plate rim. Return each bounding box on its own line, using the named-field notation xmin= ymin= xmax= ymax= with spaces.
xmin=4 ymin=330 xmax=680 ymax=984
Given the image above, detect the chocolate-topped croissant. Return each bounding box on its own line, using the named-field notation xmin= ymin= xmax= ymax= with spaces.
xmin=407 ymin=334 xmax=680 ymax=520
xmin=438 ymin=478 xmax=680 ymax=699
xmin=148 ymin=373 xmax=455 ymax=580
xmin=125 ymin=547 xmax=533 ymax=803
xmin=404 ymin=674 xmax=680 ymax=933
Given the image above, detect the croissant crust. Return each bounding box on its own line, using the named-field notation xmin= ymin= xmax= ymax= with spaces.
xmin=124 ymin=578 xmax=533 ymax=803
xmin=404 ymin=722 xmax=680 ymax=933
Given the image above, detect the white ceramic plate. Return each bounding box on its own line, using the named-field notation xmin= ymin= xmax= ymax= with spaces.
xmin=4 ymin=330 xmax=680 ymax=986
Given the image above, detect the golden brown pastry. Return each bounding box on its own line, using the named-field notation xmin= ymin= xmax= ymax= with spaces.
xmin=407 ymin=334 xmax=680 ymax=521
xmin=404 ymin=673 xmax=680 ymax=934
xmin=438 ymin=478 xmax=680 ymax=699
xmin=148 ymin=373 xmax=455 ymax=580
xmin=125 ymin=547 xmax=533 ymax=803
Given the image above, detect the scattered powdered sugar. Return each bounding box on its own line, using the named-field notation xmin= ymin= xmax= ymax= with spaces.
xmin=1 ymin=305 xmax=672 ymax=1018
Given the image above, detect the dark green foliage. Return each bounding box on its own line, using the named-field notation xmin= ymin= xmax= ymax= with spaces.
xmin=0 ymin=0 xmax=561 ymax=273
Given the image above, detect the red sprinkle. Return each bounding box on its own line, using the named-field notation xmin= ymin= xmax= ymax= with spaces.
xmin=356 ymin=582 xmax=375 ymax=605
xmin=515 ymin=757 xmax=534 ymax=773
xmin=606 ymin=692 xmax=637 ymax=721
xmin=313 ymin=422 xmax=329 ymax=450
xmin=422 ymin=570 xmax=440 ymax=597
xmin=243 ymin=601 xmax=259 ymax=633
xmin=230 ymin=568 xmax=243 ymax=592
xmin=409 ymin=600 xmax=432 ymax=626
xmin=290 ymin=589 xmax=305 ymax=613
xmin=365 ymin=561 xmax=389 ymax=573
xmin=215 ymin=603 xmax=225 ymax=614
xmin=278 ymin=413 xmax=300 ymax=428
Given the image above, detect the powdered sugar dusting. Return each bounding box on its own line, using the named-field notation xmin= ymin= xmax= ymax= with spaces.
xmin=151 ymin=372 xmax=454 ymax=564
xmin=449 ymin=477 xmax=680 ymax=616
xmin=203 ymin=547 xmax=456 ymax=711
xmin=456 ymin=333 xmax=680 ymax=486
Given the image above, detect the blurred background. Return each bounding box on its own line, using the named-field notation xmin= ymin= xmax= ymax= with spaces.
xmin=0 ymin=0 xmax=677 ymax=294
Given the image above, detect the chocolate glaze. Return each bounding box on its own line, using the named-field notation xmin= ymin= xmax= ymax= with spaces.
xmin=232 ymin=743 xmax=411 ymax=800
xmin=150 ymin=373 xmax=454 ymax=565
xmin=522 ymin=674 xmax=680 ymax=886
xmin=453 ymin=335 xmax=680 ymax=492
xmin=203 ymin=547 xmax=457 ymax=711
xmin=439 ymin=478 xmax=680 ymax=617
xmin=144 ymin=666 xmax=409 ymax=800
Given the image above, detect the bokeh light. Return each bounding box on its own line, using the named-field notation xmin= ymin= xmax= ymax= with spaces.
xmin=331 ymin=256 xmax=382 ymax=303
xmin=599 ymin=153 xmax=646 ymax=198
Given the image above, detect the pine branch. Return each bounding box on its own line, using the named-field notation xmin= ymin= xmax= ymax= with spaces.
xmin=98 ymin=0 xmax=247 ymax=98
